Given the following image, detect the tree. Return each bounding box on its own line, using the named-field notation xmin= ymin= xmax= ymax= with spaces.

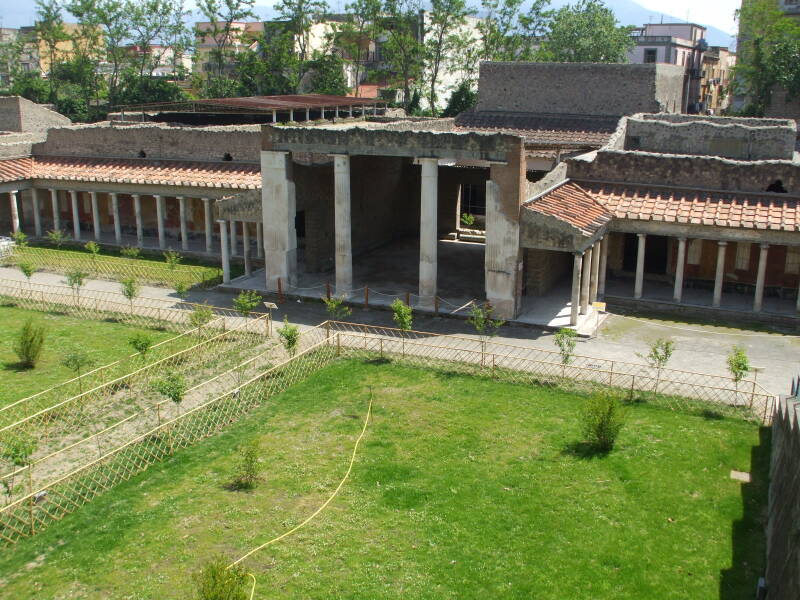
xmin=120 ymin=277 xmax=140 ymax=314
xmin=553 ymin=327 xmax=577 ymax=365
xmin=196 ymin=0 xmax=257 ymax=80
xmin=441 ymin=80 xmax=477 ymax=117
xmin=277 ymin=316 xmax=300 ymax=356
xmin=129 ymin=332 xmax=154 ymax=359
xmin=233 ymin=290 xmax=262 ymax=318
xmin=18 ymin=261 xmax=37 ymax=285
xmin=639 ymin=338 xmax=674 ymax=393
xmin=61 ymin=348 xmax=95 ymax=391
xmin=152 ymin=370 xmax=187 ymax=412
xmin=391 ymin=298 xmax=413 ymax=330
xmin=727 ymin=345 xmax=751 ymax=389
xmin=381 ymin=0 xmax=425 ymax=111
xmin=341 ymin=0 xmax=382 ymax=97
xmin=92 ymin=0 xmax=132 ymax=107
xmin=65 ymin=269 xmax=89 ymax=300
xmin=189 ymin=302 xmax=215 ymax=331
xmin=307 ymin=53 xmax=349 ymax=96
xmin=46 ymin=229 xmax=67 ymax=248
xmin=34 ymin=0 xmax=70 ymax=102
xmin=14 ymin=319 xmax=47 ymax=369
xmin=273 ymin=0 xmax=330 ymax=93
xmin=321 ymin=295 xmax=352 ymax=320
xmin=422 ymin=0 xmax=471 ymax=114
xmin=537 ymin=0 xmax=634 ymax=63
xmin=478 ymin=0 xmax=549 ymax=62
xmin=467 ymin=302 xmax=504 ymax=366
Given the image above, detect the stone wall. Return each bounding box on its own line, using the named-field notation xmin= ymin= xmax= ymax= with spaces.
xmin=568 ymin=151 xmax=800 ymax=195
xmin=33 ymin=123 xmax=262 ymax=163
xmin=765 ymin=88 xmax=800 ymax=121
xmin=767 ymin=397 xmax=800 ymax=600
xmin=475 ymin=62 xmax=686 ymax=116
xmin=523 ymin=248 xmax=571 ymax=296
xmin=0 ymin=96 xmax=71 ymax=133
xmin=623 ymin=116 xmax=796 ymax=160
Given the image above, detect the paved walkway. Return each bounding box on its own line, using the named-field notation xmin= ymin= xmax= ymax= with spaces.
xmin=3 ymin=267 xmax=798 ymax=396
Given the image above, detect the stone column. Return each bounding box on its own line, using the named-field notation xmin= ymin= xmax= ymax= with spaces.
xmin=589 ymin=242 xmax=600 ymax=303
xmin=598 ymin=237 xmax=608 ymax=299
xmin=70 ymin=190 xmax=81 ymax=241
xmin=111 ymin=193 xmax=122 ymax=244
xmin=256 ymin=222 xmax=263 ymax=258
xmin=754 ymin=243 xmax=769 ymax=313
xmin=90 ymin=191 xmax=101 ymax=241
xmin=32 ymin=189 xmax=42 ymax=237
xmin=634 ymin=233 xmax=646 ymax=299
xmin=261 ymin=151 xmax=297 ymax=291
xmin=133 ymin=194 xmax=143 ymax=246
xmin=713 ymin=241 xmax=728 ymax=308
xmin=571 ymin=252 xmax=583 ymax=326
xmin=218 ymin=219 xmax=230 ymax=283
xmin=8 ymin=191 xmax=19 ymax=234
xmin=580 ymin=246 xmax=592 ymax=315
xmin=419 ymin=158 xmax=438 ymax=307
xmin=243 ymin=222 xmax=252 ymax=277
xmin=306 ymin=107 xmax=310 ymax=121
xmin=178 ymin=196 xmax=188 ymax=251
xmin=673 ymin=237 xmax=687 ymax=303
xmin=155 ymin=195 xmax=165 ymax=250
xmin=333 ymin=154 xmax=353 ymax=297
xmin=50 ymin=189 xmax=60 ymax=231
xmin=201 ymin=198 xmax=213 ymax=253
xmin=228 ymin=220 xmax=237 ymax=256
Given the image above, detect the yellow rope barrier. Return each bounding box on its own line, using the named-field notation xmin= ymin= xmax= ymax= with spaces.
xmin=227 ymin=392 xmax=374 ymax=596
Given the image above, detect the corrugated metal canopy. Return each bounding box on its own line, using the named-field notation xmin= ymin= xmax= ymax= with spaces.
xmin=117 ymin=94 xmax=384 ymax=113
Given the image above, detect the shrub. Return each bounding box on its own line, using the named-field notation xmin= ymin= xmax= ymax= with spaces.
xmin=582 ymin=393 xmax=626 ymax=453
xmin=120 ymin=277 xmax=140 ymax=308
xmin=61 ymin=349 xmax=95 ymax=390
xmin=189 ymin=303 xmax=215 ymax=330
xmin=152 ymin=371 xmax=187 ymax=409
xmin=277 ymin=316 xmax=300 ymax=356
xmin=45 ymin=229 xmax=67 ymax=248
xmin=194 ymin=556 xmax=248 ymax=600
xmin=174 ymin=281 xmax=190 ymax=299
xmin=460 ymin=213 xmax=476 ymax=228
xmin=553 ymin=328 xmax=578 ymax=365
xmin=467 ymin=303 xmax=504 ymax=340
xmin=321 ymin=295 xmax=351 ymax=320
xmin=230 ymin=440 xmax=261 ymax=491
xmin=129 ymin=332 xmax=154 ymax=358
xmin=233 ymin=290 xmax=262 ymax=318
xmin=13 ymin=319 xmax=46 ymax=368
xmin=17 ymin=261 xmax=36 ymax=281
xmin=391 ymin=298 xmax=413 ymax=331
xmin=64 ymin=269 xmax=88 ymax=297
xmin=727 ymin=345 xmax=751 ymax=384
xmin=120 ymin=245 xmax=141 ymax=259
xmin=85 ymin=240 xmax=100 ymax=260
xmin=641 ymin=338 xmax=675 ymax=370
xmin=164 ymin=250 xmax=182 ymax=269
xmin=11 ymin=230 xmax=28 ymax=247
xmin=1 ymin=432 xmax=37 ymax=467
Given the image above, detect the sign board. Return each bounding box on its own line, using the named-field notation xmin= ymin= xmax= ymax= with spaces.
xmin=263 ymin=302 xmax=278 ymax=310
xmin=592 ymin=302 xmax=607 ymax=312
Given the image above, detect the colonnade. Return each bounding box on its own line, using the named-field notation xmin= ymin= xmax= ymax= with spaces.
xmin=569 ymin=237 xmax=607 ymax=326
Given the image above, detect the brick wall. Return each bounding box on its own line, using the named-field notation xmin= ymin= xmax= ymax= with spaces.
xmin=523 ymin=249 xmax=571 ymax=296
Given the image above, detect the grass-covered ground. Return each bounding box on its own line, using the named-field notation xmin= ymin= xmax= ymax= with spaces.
xmin=0 ymin=305 xmax=175 ymax=407
xmin=0 ymin=360 xmax=768 ymax=599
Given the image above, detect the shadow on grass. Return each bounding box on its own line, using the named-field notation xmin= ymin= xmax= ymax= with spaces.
xmin=3 ymin=360 xmax=34 ymax=373
xmin=364 ymin=357 xmax=391 ymax=366
xmin=702 ymin=409 xmax=725 ymax=421
xmin=561 ymin=441 xmax=611 ymax=459
xmin=719 ymin=426 xmax=771 ymax=599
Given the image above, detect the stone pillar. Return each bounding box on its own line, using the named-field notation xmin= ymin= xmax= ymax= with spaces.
xmin=673 ymin=237 xmax=687 ymax=303
xmin=218 ymin=219 xmax=230 ymax=283
xmin=333 ymin=154 xmax=353 ymax=297
xmin=589 ymin=242 xmax=600 ymax=303
xmin=32 ymin=189 xmax=42 ymax=237
xmin=133 ymin=194 xmax=143 ymax=246
xmin=580 ymin=246 xmax=592 ymax=315
xmin=228 ymin=220 xmax=236 ymax=256
xmin=261 ymin=151 xmax=297 ymax=291
xmin=201 ymin=197 xmax=212 ymax=253
xmin=754 ymin=243 xmax=769 ymax=313
xmin=178 ymin=196 xmax=188 ymax=251
xmin=90 ymin=191 xmax=101 ymax=241
xmin=418 ymin=158 xmax=438 ymax=306
xmin=598 ymin=237 xmax=608 ymax=299
xmin=256 ymin=222 xmax=263 ymax=258
xmin=306 ymin=107 xmax=310 ymax=121
xmin=50 ymin=189 xmax=60 ymax=231
xmin=571 ymin=252 xmax=583 ymax=326
xmin=70 ymin=190 xmax=81 ymax=241
xmin=243 ymin=222 xmax=252 ymax=277
xmin=111 ymin=193 xmax=121 ymax=244
xmin=8 ymin=191 xmax=19 ymax=234
xmin=713 ymin=241 xmax=728 ymax=308
xmin=155 ymin=195 xmax=165 ymax=250
xmin=271 ymin=110 xmax=276 ymax=123
xmin=634 ymin=233 xmax=646 ymax=300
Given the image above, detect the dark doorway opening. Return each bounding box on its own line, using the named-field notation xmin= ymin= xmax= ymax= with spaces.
xmin=622 ymin=233 xmax=668 ymax=275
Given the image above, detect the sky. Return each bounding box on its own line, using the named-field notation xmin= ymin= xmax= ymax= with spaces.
xmin=635 ymin=0 xmax=740 ymax=34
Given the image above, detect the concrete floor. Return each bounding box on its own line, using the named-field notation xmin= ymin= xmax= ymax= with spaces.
xmin=518 ymin=281 xmax=608 ymax=335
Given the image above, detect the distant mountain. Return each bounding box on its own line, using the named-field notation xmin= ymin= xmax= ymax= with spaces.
xmin=0 ymin=0 xmax=737 ymax=49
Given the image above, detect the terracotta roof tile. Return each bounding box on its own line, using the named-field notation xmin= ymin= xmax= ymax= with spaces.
xmin=523 ymin=181 xmax=613 ymax=236
xmin=454 ymin=112 xmax=617 ymax=148
xmin=29 ymin=156 xmax=261 ymax=189
xmin=0 ymin=157 xmax=33 ymax=183
xmin=550 ymin=181 xmax=800 ymax=232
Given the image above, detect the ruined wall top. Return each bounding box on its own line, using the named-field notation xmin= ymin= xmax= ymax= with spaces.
xmin=475 ymin=62 xmax=686 ymax=117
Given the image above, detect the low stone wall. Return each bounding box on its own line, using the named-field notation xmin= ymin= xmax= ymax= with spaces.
xmin=767 ymin=397 xmax=800 ymax=599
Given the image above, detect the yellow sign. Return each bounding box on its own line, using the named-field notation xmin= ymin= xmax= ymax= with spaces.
xmin=592 ymin=302 xmax=607 ymax=312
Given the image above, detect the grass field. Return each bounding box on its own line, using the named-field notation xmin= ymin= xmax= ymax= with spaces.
xmin=5 ymin=244 xmax=227 ymax=288
xmin=0 ymin=360 xmax=767 ymax=599
xmin=0 ymin=305 xmax=175 ymax=407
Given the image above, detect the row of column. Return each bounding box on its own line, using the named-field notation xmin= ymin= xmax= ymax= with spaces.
xmin=635 ymin=234 xmax=783 ymax=314
xmin=570 ymin=237 xmax=608 ymax=326
xmin=7 ymin=189 xmax=221 ymax=253
xmin=218 ymin=220 xmax=263 ymax=283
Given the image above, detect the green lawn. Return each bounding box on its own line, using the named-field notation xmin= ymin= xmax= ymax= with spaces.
xmin=0 ymin=305 xmax=175 ymax=407
xmin=0 ymin=360 xmax=768 ymax=599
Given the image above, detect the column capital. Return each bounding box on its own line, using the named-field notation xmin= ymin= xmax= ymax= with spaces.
xmin=717 ymin=240 xmax=728 ymax=247
xmin=760 ymin=242 xmax=770 ymax=250
xmin=201 ymin=197 xmax=210 ymax=203
xmin=216 ymin=219 xmax=227 ymax=225
xmin=637 ymin=232 xmax=647 ymax=239
xmin=131 ymin=193 xmax=140 ymax=199
xmin=109 ymin=191 xmax=118 ymax=198
xmin=677 ymin=236 xmax=687 ymax=242
xmin=177 ymin=195 xmax=185 ymax=201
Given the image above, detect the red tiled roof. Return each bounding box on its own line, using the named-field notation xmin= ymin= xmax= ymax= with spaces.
xmin=30 ymin=156 xmax=261 ymax=190
xmin=455 ymin=112 xmax=617 ymax=147
xmin=524 ymin=181 xmax=612 ymax=236
xmin=529 ymin=181 xmax=800 ymax=233
xmin=0 ymin=157 xmax=33 ymax=183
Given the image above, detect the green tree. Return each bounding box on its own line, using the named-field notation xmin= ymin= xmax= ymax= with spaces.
xmin=61 ymin=348 xmax=95 ymax=391
xmin=391 ymin=298 xmax=413 ymax=330
xmin=65 ymin=269 xmax=89 ymax=300
xmin=553 ymin=327 xmax=578 ymax=365
xmin=14 ymin=319 xmax=47 ymax=369
xmin=129 ymin=332 xmax=154 ymax=359
xmin=277 ymin=315 xmax=300 ymax=356
xmin=727 ymin=345 xmax=751 ymax=386
xmin=441 ymin=80 xmax=477 ymax=116
xmin=467 ymin=302 xmax=504 ymax=366
xmin=233 ymin=290 xmax=263 ymax=318
xmin=477 ymin=0 xmax=549 ymax=62
xmin=152 ymin=370 xmax=187 ymax=412
xmin=196 ymin=0 xmax=257 ymax=80
xmin=46 ymin=229 xmax=67 ymax=248
xmin=341 ymin=0 xmax=382 ymax=97
xmin=307 ymin=53 xmax=349 ymax=96
xmin=120 ymin=277 xmax=140 ymax=313
xmin=537 ymin=0 xmax=634 ymax=63
xmin=423 ymin=0 xmax=471 ymax=114
xmin=274 ymin=0 xmax=330 ymax=93
xmin=189 ymin=302 xmax=215 ymax=331
xmin=321 ymin=295 xmax=352 ymax=320
xmin=34 ymin=0 xmax=70 ymax=102
xmin=381 ymin=0 xmax=425 ymax=112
